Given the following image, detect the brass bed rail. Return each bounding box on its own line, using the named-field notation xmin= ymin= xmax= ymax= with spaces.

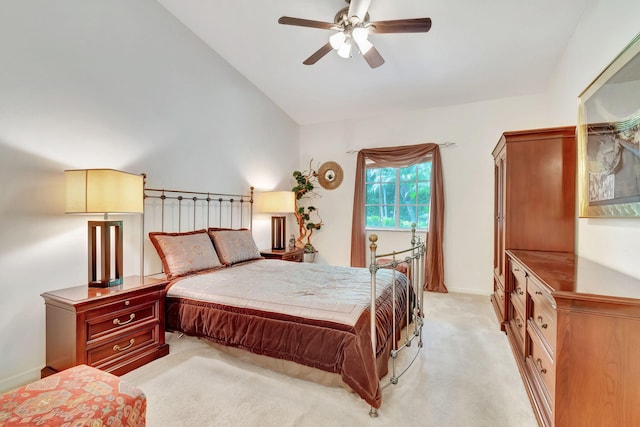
xmin=368 ymin=225 xmax=426 ymax=417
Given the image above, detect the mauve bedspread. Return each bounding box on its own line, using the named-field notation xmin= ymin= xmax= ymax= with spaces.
xmin=164 ymin=259 xmax=409 ymax=408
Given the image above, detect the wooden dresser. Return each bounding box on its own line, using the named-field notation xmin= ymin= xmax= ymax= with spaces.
xmin=506 ymin=250 xmax=640 ymax=427
xmin=41 ymin=276 xmax=170 ymax=377
xmin=492 ymin=127 xmax=576 ymax=329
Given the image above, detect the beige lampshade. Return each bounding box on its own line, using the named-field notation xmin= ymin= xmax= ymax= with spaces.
xmin=65 ymin=169 xmax=144 ymax=214
xmin=256 ymin=191 xmax=295 ymax=213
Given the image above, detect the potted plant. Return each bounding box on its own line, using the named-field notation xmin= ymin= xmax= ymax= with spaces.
xmin=292 ymin=162 xmax=323 ymax=261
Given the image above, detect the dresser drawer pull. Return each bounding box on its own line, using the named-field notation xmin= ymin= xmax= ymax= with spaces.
xmin=515 ymin=318 xmax=523 ymax=328
xmin=124 ymin=300 xmax=130 ymax=306
xmin=517 ymin=287 xmax=524 ymax=296
xmin=113 ymin=338 xmax=135 ymax=352
xmin=537 ymin=315 xmax=548 ymax=329
xmin=536 ymin=358 xmax=547 ymax=374
xmin=513 ymin=267 xmax=520 ymax=272
xmin=113 ymin=313 xmax=135 ymax=326
xmin=535 ymin=291 xmax=543 ymax=295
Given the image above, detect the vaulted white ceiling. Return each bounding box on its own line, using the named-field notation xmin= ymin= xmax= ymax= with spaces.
xmin=157 ymin=0 xmax=587 ymax=125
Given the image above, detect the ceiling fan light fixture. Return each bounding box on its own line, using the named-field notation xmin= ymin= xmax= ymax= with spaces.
xmin=352 ymin=26 xmax=369 ymax=43
xmin=337 ymin=40 xmax=352 ymax=58
xmin=329 ymin=31 xmax=346 ymax=50
xmin=355 ymin=37 xmax=373 ymax=54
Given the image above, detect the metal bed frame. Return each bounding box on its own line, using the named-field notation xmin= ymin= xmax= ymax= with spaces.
xmin=368 ymin=228 xmax=426 ymax=417
xmin=143 ymin=185 xmax=425 ymax=416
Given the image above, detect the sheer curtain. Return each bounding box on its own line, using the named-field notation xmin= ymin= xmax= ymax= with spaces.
xmin=350 ymin=143 xmax=447 ymax=293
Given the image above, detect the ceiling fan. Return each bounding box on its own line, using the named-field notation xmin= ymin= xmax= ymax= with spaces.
xmin=278 ymin=0 xmax=432 ymax=68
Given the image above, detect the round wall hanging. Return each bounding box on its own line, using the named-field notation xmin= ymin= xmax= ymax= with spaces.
xmin=317 ymin=161 xmax=344 ymax=190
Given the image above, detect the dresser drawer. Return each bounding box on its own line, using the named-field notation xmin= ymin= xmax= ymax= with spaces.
xmin=527 ymin=276 xmax=556 ymax=356
xmin=493 ymin=274 xmax=506 ymax=317
xmin=510 ymin=261 xmax=527 ymax=310
xmin=494 ymin=286 xmax=506 ymax=318
xmin=86 ymin=300 xmax=158 ymax=342
xmin=528 ymin=326 xmax=555 ymax=408
xmin=87 ymin=326 xmax=158 ymax=369
xmin=508 ymin=296 xmax=527 ymax=356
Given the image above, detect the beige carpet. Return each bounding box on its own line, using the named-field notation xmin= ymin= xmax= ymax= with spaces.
xmin=123 ymin=292 xmax=537 ymax=426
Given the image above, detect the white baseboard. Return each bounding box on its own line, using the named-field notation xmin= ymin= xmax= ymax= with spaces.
xmin=0 ymin=367 xmax=41 ymax=393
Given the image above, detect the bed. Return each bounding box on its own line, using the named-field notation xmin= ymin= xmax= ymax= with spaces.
xmin=144 ymin=187 xmax=425 ymax=416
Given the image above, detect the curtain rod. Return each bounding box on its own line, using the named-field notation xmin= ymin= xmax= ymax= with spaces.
xmin=345 ymin=141 xmax=455 ymax=154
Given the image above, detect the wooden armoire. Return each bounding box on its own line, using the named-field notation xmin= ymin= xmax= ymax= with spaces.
xmin=491 ymin=126 xmax=576 ymax=328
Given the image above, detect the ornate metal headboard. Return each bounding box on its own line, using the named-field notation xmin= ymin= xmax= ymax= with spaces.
xmin=143 ymin=185 xmax=254 ymax=274
xmin=144 ymin=187 xmax=254 ymax=232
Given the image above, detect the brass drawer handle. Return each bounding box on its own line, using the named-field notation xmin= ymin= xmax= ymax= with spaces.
xmin=515 ymin=318 xmax=522 ymax=328
xmin=113 ymin=338 xmax=135 ymax=352
xmin=517 ymin=287 xmax=524 ymax=296
xmin=124 ymin=300 xmax=130 ymax=306
xmin=537 ymin=315 xmax=548 ymax=329
xmin=535 ymin=291 xmax=543 ymax=295
xmin=536 ymin=358 xmax=547 ymax=374
xmin=113 ymin=313 xmax=135 ymax=326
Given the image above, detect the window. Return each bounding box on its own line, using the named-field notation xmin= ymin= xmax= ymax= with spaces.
xmin=365 ymin=161 xmax=431 ymax=230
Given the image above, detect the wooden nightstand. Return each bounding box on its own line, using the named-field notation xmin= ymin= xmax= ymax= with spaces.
xmin=260 ymin=248 xmax=304 ymax=262
xmin=40 ymin=276 xmax=170 ymax=377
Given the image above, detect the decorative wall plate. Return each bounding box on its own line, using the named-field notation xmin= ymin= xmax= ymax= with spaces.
xmin=317 ymin=161 xmax=344 ymax=190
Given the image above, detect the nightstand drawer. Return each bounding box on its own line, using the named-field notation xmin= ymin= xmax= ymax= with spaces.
xmin=84 ymin=291 xmax=161 ymax=321
xmin=86 ymin=300 xmax=158 ymax=341
xmin=88 ymin=326 xmax=157 ymax=369
xmin=260 ymin=248 xmax=304 ymax=262
xmin=281 ymin=251 xmax=303 ymax=262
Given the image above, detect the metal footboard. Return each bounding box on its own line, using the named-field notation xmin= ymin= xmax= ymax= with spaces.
xmin=367 ymin=225 xmax=426 ymax=417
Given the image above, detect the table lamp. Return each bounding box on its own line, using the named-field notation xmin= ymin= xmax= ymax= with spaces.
xmin=257 ymin=191 xmax=295 ymax=250
xmin=65 ymin=169 xmax=144 ymax=287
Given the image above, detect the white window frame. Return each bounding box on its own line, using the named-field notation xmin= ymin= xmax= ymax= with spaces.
xmin=364 ymin=161 xmax=431 ymax=231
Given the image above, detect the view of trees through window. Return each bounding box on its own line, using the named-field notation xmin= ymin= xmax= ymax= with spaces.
xmin=365 ymin=162 xmax=431 ymax=230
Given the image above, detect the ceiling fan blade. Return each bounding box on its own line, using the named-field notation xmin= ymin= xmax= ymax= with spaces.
xmin=348 ymin=0 xmax=372 ymax=22
xmin=363 ymin=45 xmax=385 ymax=68
xmin=278 ymin=16 xmax=335 ymax=30
xmin=303 ymin=42 xmax=334 ymax=65
xmin=369 ymin=18 xmax=432 ymax=34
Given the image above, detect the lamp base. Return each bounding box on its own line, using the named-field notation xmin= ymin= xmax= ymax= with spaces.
xmin=271 ymin=216 xmax=286 ymax=251
xmin=88 ymin=220 xmax=124 ymax=287
xmin=89 ymin=277 xmax=124 ymax=288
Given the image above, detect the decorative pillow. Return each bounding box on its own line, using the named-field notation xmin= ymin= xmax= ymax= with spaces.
xmin=149 ymin=229 xmax=222 ymax=279
xmin=208 ymin=229 xmax=262 ymax=265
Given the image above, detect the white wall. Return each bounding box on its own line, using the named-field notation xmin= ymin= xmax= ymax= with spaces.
xmin=301 ymin=0 xmax=640 ymax=292
xmin=0 ymin=0 xmax=298 ymax=390
xmin=545 ymin=0 xmax=640 ymax=278
xmin=300 ymin=95 xmax=551 ymax=294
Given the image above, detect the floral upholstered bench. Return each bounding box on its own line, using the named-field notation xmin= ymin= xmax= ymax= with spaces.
xmin=0 ymin=364 xmax=146 ymax=426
